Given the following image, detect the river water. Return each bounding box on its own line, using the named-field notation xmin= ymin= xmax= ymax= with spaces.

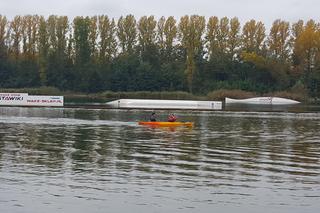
xmin=0 ymin=106 xmax=319 ymax=213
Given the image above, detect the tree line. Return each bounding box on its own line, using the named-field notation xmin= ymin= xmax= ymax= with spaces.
xmin=0 ymin=14 xmax=319 ymax=97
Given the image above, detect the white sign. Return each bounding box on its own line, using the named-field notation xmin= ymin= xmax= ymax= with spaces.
xmin=0 ymin=93 xmax=28 ymax=105
xmin=26 ymin=96 xmax=64 ymax=106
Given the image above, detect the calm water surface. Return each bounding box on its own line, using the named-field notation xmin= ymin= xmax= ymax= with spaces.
xmin=0 ymin=106 xmax=320 ymax=213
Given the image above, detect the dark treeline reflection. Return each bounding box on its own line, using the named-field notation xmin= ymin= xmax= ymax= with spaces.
xmin=0 ymin=15 xmax=320 ymax=97
xmin=0 ymin=112 xmax=319 ymax=183
xmin=1 ymin=108 xmax=320 ymax=213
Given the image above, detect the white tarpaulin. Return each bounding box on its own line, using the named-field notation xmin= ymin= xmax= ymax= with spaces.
xmin=225 ymin=97 xmax=300 ymax=105
xmin=106 ymin=99 xmax=222 ymax=110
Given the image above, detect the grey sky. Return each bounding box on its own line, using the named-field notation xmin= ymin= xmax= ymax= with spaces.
xmin=0 ymin=0 xmax=319 ymax=27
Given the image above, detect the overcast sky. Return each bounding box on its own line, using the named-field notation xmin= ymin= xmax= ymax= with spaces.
xmin=0 ymin=0 xmax=319 ymax=28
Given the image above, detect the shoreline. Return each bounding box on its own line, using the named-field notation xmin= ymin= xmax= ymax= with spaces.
xmin=0 ymin=87 xmax=317 ymax=104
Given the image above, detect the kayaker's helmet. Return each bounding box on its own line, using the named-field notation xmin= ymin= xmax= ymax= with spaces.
xmin=168 ymin=113 xmax=177 ymax=122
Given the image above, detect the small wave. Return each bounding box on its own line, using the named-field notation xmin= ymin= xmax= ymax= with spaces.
xmin=0 ymin=116 xmax=137 ymax=127
xmin=211 ymin=111 xmax=320 ymax=120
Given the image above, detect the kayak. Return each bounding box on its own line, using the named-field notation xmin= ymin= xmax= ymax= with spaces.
xmin=138 ymin=121 xmax=194 ymax=127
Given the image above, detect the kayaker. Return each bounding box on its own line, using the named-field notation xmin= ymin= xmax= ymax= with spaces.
xmin=167 ymin=113 xmax=177 ymax=122
xmin=150 ymin=112 xmax=157 ymax=121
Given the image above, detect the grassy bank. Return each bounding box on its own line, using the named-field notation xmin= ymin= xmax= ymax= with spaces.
xmin=0 ymin=87 xmax=315 ymax=103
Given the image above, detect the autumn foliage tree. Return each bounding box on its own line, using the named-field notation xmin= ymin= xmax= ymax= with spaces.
xmin=0 ymin=14 xmax=319 ymax=98
xmin=179 ymin=15 xmax=205 ymax=93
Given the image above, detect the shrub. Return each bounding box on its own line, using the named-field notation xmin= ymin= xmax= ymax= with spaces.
xmin=0 ymin=87 xmax=61 ymax=95
xmin=207 ymin=89 xmax=256 ymax=101
xmin=101 ymin=91 xmax=202 ymax=100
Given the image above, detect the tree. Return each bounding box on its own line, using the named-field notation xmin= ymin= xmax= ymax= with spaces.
xmin=97 ymin=15 xmax=117 ymax=90
xmin=241 ymin=19 xmax=266 ymax=54
xmin=21 ymin=15 xmax=39 ymax=59
xmin=137 ymin=15 xmax=159 ymax=67
xmin=98 ymin=15 xmax=117 ymax=63
xmin=293 ymin=20 xmax=318 ymax=75
xmin=117 ymin=15 xmax=137 ymax=54
xmin=290 ymin=20 xmax=305 ymax=77
xmin=89 ymin=16 xmax=98 ymax=62
xmin=157 ymin=16 xmax=178 ymax=62
xmin=9 ymin=16 xmax=23 ymax=60
xmin=228 ymin=17 xmax=241 ymax=59
xmin=72 ymin=16 xmax=93 ymax=91
xmin=137 ymin=16 xmax=157 ymax=53
xmin=178 ymin=15 xmax=205 ymax=93
xmin=1 ymin=14 xmax=320 ymax=98
xmin=217 ymin=17 xmax=229 ymax=54
xmin=157 ymin=16 xmax=166 ymax=51
xmin=292 ymin=20 xmax=320 ymax=95
xmin=46 ymin=16 xmax=70 ymax=89
xmin=267 ymin=19 xmax=290 ymax=61
xmin=164 ymin=16 xmax=177 ymax=53
xmin=206 ymin=16 xmax=219 ymax=60
xmin=8 ymin=15 xmax=40 ymax=87
xmin=38 ymin=16 xmax=49 ymax=85
xmin=0 ymin=15 xmax=11 ymax=87
xmin=73 ymin=16 xmax=91 ymax=65
xmin=0 ymin=15 xmax=8 ymax=55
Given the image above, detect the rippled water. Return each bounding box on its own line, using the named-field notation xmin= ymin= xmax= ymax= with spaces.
xmin=0 ymin=107 xmax=320 ymax=213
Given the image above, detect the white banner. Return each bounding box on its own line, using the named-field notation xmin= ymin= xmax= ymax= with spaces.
xmin=0 ymin=93 xmax=28 ymax=105
xmin=26 ymin=96 xmax=64 ymax=106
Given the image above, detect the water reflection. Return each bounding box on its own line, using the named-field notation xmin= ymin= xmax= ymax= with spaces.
xmin=0 ymin=107 xmax=320 ymax=212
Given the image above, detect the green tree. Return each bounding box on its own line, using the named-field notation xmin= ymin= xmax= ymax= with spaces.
xmin=0 ymin=15 xmax=11 ymax=87
xmin=38 ymin=16 xmax=49 ymax=85
xmin=9 ymin=16 xmax=23 ymax=60
xmin=293 ymin=20 xmax=318 ymax=75
xmin=98 ymin=15 xmax=117 ymax=63
xmin=137 ymin=15 xmax=159 ymax=66
xmin=267 ymin=19 xmax=290 ymax=61
xmin=72 ymin=16 xmax=93 ymax=91
xmin=217 ymin=17 xmax=229 ymax=54
xmin=206 ymin=16 xmax=219 ymax=60
xmin=137 ymin=16 xmax=157 ymax=53
xmin=89 ymin=16 xmax=98 ymax=62
xmin=241 ymin=19 xmax=266 ymax=54
xmin=157 ymin=16 xmax=178 ymax=62
xmin=0 ymin=15 xmax=8 ymax=55
xmin=163 ymin=16 xmax=177 ymax=54
xmin=117 ymin=15 xmax=137 ymax=54
xmin=228 ymin=17 xmax=241 ymax=59
xmin=73 ymin=16 xmax=91 ymax=65
xmin=21 ymin=15 xmax=39 ymax=59
xmin=46 ymin=16 xmax=70 ymax=89
xmin=9 ymin=15 xmax=40 ymax=87
xmin=290 ymin=20 xmax=304 ymax=77
xmin=179 ymin=15 xmax=205 ymax=93
xmin=157 ymin=16 xmax=165 ymax=51
xmin=97 ymin=15 xmax=117 ymax=90
xmin=292 ymin=20 xmax=320 ymax=95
